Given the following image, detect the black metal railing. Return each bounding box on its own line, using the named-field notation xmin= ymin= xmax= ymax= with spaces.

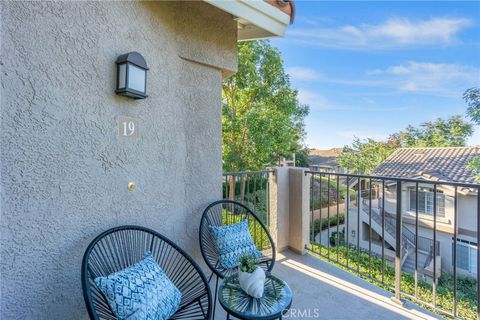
xmin=222 ymin=170 xmax=273 ymax=226
xmin=306 ymin=170 xmax=480 ymax=320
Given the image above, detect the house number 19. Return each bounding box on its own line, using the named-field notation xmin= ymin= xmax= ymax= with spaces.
xmin=117 ymin=116 xmax=139 ymax=139
xmin=122 ymin=121 xmax=135 ymax=136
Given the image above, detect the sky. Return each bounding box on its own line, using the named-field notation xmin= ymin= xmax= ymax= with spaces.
xmin=271 ymin=1 xmax=480 ymax=150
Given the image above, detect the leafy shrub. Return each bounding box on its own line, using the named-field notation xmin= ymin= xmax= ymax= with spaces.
xmin=239 ymin=254 xmax=258 ymax=273
xmin=329 ymin=230 xmax=345 ymax=247
xmin=438 ymin=273 xmax=477 ymax=303
xmin=312 ymin=216 xmax=345 ymax=236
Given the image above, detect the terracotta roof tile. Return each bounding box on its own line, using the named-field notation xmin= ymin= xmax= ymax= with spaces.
xmin=264 ymin=0 xmax=295 ymax=24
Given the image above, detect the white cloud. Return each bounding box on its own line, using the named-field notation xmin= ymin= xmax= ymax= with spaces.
xmin=287 ymin=67 xmax=322 ymax=81
xmin=289 ymin=17 xmax=472 ymax=50
xmin=297 ymin=89 xmax=332 ymax=109
xmin=297 ymin=88 xmax=410 ymax=111
xmin=302 ymin=17 xmax=334 ymax=26
xmin=367 ymin=61 xmax=480 ymax=96
xmin=294 ymin=62 xmax=479 ymax=98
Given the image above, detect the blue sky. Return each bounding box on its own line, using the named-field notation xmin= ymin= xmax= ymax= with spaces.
xmin=271 ymin=1 xmax=480 ymax=149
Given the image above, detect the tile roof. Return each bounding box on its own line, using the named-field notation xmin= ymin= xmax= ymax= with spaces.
xmin=373 ymin=147 xmax=479 ymax=184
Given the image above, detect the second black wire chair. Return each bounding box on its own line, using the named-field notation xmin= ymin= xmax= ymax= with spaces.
xmin=199 ymin=200 xmax=276 ymax=316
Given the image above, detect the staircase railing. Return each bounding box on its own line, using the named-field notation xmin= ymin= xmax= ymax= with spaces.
xmin=362 ymin=197 xmax=440 ymax=256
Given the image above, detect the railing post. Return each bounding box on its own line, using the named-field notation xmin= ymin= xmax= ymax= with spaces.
xmin=393 ymin=181 xmax=404 ymax=305
xmin=268 ymin=167 xmax=289 ymax=252
xmin=288 ymin=167 xmax=310 ymax=254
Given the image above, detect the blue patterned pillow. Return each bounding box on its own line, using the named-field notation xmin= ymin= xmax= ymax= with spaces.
xmin=94 ymin=251 xmax=181 ymax=320
xmin=209 ymin=219 xmax=261 ymax=269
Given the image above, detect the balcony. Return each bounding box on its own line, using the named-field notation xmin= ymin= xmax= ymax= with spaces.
xmin=215 ymin=249 xmax=441 ymax=319
xmin=222 ymin=168 xmax=480 ymax=320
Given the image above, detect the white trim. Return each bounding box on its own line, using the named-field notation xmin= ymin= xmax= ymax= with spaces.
xmin=205 ymin=0 xmax=290 ymax=40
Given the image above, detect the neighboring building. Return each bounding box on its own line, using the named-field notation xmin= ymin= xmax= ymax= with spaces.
xmin=0 ymin=1 xmax=293 ymax=318
xmin=308 ymin=148 xmax=344 ymax=173
xmin=347 ymin=147 xmax=479 ymax=280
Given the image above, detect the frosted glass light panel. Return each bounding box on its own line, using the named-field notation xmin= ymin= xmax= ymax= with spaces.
xmin=117 ymin=64 xmax=126 ymax=89
xmin=128 ymin=64 xmax=146 ymax=93
xmin=115 ymin=52 xmax=148 ymax=99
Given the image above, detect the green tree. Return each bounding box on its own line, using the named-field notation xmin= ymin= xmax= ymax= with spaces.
xmin=294 ymin=147 xmax=310 ymax=168
xmin=222 ymin=41 xmax=308 ymax=172
xmin=464 ymin=87 xmax=480 ymax=181
xmin=337 ymin=138 xmax=398 ymax=174
xmin=396 ymin=115 xmax=473 ymax=147
xmin=464 ymin=87 xmax=480 ymax=124
xmin=338 ymin=116 xmax=473 ymax=174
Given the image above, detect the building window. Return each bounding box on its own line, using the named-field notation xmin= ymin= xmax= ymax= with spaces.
xmin=453 ymin=240 xmax=477 ymax=274
xmin=409 ymin=188 xmax=445 ymax=217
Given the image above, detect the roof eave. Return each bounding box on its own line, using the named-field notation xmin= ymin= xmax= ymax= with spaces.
xmin=205 ymin=0 xmax=291 ymax=41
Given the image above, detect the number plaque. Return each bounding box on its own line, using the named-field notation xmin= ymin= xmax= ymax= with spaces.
xmin=117 ymin=116 xmax=139 ymax=138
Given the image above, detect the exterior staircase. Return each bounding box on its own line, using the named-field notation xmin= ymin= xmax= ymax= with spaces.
xmin=360 ymin=197 xmax=439 ymax=276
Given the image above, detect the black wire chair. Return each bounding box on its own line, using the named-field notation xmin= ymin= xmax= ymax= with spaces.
xmin=82 ymin=225 xmax=212 ymax=320
xmin=199 ymin=200 xmax=276 ymax=315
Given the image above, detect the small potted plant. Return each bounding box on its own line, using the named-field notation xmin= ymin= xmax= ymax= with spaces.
xmin=238 ymin=254 xmax=266 ymax=298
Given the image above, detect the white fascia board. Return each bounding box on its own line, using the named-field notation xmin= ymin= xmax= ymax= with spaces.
xmin=206 ymin=0 xmax=290 ymax=40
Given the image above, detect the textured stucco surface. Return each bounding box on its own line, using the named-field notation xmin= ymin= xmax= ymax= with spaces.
xmin=0 ymin=1 xmax=236 ymax=318
xmin=288 ymin=168 xmax=309 ymax=254
xmin=269 ymin=167 xmax=290 ymax=252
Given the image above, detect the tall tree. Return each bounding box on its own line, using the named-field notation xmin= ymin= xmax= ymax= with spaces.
xmin=222 ymin=41 xmax=308 ymax=172
xmin=396 ymin=115 xmax=473 ymax=147
xmin=464 ymin=87 xmax=480 ymax=124
xmin=337 ymin=138 xmax=398 ymax=174
xmin=464 ymin=87 xmax=480 ymax=181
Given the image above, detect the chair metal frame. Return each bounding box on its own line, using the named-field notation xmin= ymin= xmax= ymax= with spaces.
xmin=199 ymin=200 xmax=276 ymax=317
xmin=82 ymin=225 xmax=212 ymax=320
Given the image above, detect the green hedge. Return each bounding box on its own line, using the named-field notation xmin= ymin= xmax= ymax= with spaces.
xmin=309 ymin=244 xmax=476 ymax=319
xmin=329 ymin=230 xmax=345 ymax=247
xmin=312 ymin=216 xmax=345 ymax=236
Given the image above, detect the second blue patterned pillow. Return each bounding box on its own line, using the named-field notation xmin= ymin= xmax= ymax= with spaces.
xmin=209 ymin=219 xmax=261 ymax=269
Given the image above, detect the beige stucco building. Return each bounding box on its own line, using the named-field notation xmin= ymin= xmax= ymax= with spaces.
xmin=0 ymin=1 xmax=292 ymax=318
xmin=347 ymin=147 xmax=479 ymax=280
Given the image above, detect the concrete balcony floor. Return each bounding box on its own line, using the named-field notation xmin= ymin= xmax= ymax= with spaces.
xmin=215 ymin=250 xmax=442 ymax=320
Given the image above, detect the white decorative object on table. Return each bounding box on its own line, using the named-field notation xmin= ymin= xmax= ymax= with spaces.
xmin=238 ymin=254 xmax=266 ymax=298
xmin=238 ymin=267 xmax=266 ymax=298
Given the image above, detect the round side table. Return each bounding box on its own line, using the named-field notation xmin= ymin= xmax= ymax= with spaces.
xmin=218 ymin=272 xmax=292 ymax=320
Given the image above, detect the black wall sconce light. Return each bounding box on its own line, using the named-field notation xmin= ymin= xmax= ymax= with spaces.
xmin=115 ymin=52 xmax=148 ymax=99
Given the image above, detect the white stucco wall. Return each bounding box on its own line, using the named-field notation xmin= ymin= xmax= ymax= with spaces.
xmin=0 ymin=1 xmax=237 ymax=318
xmin=458 ymin=193 xmax=478 ymax=236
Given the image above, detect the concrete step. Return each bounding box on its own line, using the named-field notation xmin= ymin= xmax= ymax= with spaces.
xmin=402 ymin=254 xmax=428 ymax=276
